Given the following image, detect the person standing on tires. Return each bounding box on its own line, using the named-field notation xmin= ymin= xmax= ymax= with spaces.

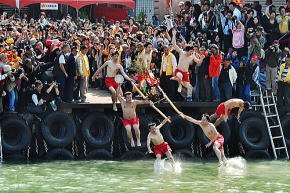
xmin=92 ymin=51 xmax=133 ymax=111
xmin=179 ymin=113 xmax=227 ymax=167
xmin=210 ymin=98 xmax=250 ymax=127
xmin=117 ymin=85 xmax=151 ymax=147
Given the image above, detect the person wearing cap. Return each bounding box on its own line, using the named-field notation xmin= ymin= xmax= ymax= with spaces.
xmin=237 ymin=56 xmax=253 ymax=103
xmin=276 ymin=54 xmax=290 ymax=107
xmin=265 ymin=40 xmax=281 ymax=95
xmin=218 ymin=57 xmax=237 ymax=102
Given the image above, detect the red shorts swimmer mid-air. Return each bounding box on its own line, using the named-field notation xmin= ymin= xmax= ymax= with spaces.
xmin=174 ymin=69 xmax=190 ymax=82
xmin=122 ymin=117 xmax=139 ymax=128
xmin=153 ymin=142 xmax=172 ymax=156
xmin=215 ymin=103 xmax=232 ymax=117
xmin=213 ymin=134 xmax=224 ymax=150
xmin=105 ymin=77 xmax=118 ymax=89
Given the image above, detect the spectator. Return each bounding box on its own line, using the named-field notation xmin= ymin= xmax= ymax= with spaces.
xmin=276 ymin=54 xmax=290 ymax=107
xmin=232 ymin=19 xmax=245 ymax=57
xmin=237 ymin=56 xmax=253 ymax=103
xmin=209 ymin=44 xmax=222 ymax=102
xmin=277 ymin=6 xmax=290 ymax=35
xmin=229 ymin=2 xmax=242 ymax=21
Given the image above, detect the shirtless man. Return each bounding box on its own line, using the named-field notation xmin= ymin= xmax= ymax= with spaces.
xmin=179 ymin=113 xmax=227 ymax=166
xmin=171 ymin=28 xmax=204 ymax=102
xmin=210 ymin=98 xmax=250 ymax=127
xmin=147 ymin=117 xmax=176 ymax=167
xmin=117 ymin=85 xmax=152 ymax=147
xmin=92 ymin=51 xmax=132 ymax=111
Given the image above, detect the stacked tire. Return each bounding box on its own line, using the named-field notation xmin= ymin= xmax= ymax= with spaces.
xmin=40 ymin=111 xmax=76 ymax=160
xmin=80 ymin=112 xmax=114 ymax=160
xmin=0 ymin=114 xmax=32 ymax=160
xmin=236 ymin=110 xmax=271 ymax=159
xmin=280 ymin=116 xmax=290 ymax=151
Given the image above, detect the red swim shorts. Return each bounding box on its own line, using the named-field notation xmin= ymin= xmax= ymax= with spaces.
xmin=213 ymin=134 xmax=224 ymax=150
xmin=174 ymin=69 xmax=190 ymax=82
xmin=122 ymin=117 xmax=139 ymax=128
xmin=105 ymin=77 xmax=118 ymax=89
xmin=215 ymin=103 xmax=232 ymax=117
xmin=153 ymin=142 xmax=172 ymax=156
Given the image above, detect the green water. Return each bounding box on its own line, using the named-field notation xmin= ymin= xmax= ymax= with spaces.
xmin=0 ymin=159 xmax=289 ymax=193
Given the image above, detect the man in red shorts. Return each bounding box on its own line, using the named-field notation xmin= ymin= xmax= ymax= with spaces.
xmin=170 ymin=28 xmax=204 ymax=101
xmin=179 ymin=112 xmax=227 ymax=166
xmin=147 ymin=117 xmax=176 ymax=168
xmin=92 ymin=51 xmax=132 ymax=111
xmin=210 ymin=98 xmax=250 ymax=127
xmin=117 ymin=85 xmax=152 ymax=147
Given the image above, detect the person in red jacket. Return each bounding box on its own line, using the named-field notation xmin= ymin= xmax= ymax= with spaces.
xmin=209 ymin=44 xmax=223 ymax=102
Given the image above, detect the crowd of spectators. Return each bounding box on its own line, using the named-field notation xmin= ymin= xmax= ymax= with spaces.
xmin=0 ymin=0 xmax=290 ymax=114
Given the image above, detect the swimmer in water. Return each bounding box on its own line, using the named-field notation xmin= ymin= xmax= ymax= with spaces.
xmin=180 ymin=112 xmax=227 ymax=167
xmin=147 ymin=117 xmax=176 ymax=168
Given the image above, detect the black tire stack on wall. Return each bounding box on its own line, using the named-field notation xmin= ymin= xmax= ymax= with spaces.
xmin=80 ymin=112 xmax=114 ymax=160
xmin=0 ymin=114 xmax=32 ymax=160
xmin=280 ymin=115 xmax=290 ymax=153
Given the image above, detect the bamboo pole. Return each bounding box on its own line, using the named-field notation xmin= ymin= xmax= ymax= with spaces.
xmin=157 ymin=85 xmax=182 ymax=115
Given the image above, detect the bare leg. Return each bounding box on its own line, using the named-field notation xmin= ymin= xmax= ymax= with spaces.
xmin=213 ymin=142 xmax=223 ymax=166
xmin=109 ymin=87 xmax=117 ymax=111
xmin=125 ymin=125 xmax=135 ymax=147
xmin=155 ymin=154 xmax=162 ymax=169
xmin=133 ymin=124 xmax=141 ymax=146
xmin=165 ymin=151 xmax=176 ymax=165
xmin=210 ymin=113 xmax=218 ymax=122
xmin=220 ymin=148 xmax=227 ymax=165
xmin=183 ymin=82 xmax=193 ymax=98
xmin=176 ymin=73 xmax=184 ymax=93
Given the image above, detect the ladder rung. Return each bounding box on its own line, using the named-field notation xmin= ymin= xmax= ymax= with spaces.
xmin=275 ymin=147 xmax=287 ymax=150
xmin=269 ymin=125 xmax=280 ymax=129
xmin=272 ymin=136 xmax=283 ymax=139
xmin=263 ymin=103 xmax=275 ymax=106
xmin=266 ymin=114 xmax=278 ymax=118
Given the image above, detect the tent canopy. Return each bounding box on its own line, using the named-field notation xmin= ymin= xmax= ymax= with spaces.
xmin=0 ymin=0 xmax=17 ymax=7
xmin=19 ymin=0 xmax=134 ymax=9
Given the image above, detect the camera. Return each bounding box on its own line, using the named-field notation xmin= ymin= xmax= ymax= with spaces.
xmin=232 ymin=16 xmax=237 ymax=22
xmin=269 ymin=45 xmax=276 ymax=52
xmin=11 ymin=68 xmax=24 ymax=77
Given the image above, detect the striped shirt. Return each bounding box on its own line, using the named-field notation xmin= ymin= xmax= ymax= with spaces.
xmin=276 ymin=64 xmax=290 ymax=82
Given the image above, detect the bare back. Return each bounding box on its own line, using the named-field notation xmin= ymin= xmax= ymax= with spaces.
xmin=121 ymin=101 xmax=137 ymax=120
xmin=200 ymin=122 xmax=219 ymax=141
xmin=224 ymin=98 xmax=243 ymax=110
xmin=106 ymin=60 xmax=121 ymax=77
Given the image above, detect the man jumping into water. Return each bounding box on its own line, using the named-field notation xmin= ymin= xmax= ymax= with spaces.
xmin=117 ymin=85 xmax=152 ymax=147
xmin=147 ymin=117 xmax=176 ymax=168
xmin=210 ymin=98 xmax=250 ymax=127
xmin=179 ymin=113 xmax=227 ymax=166
xmin=92 ymin=51 xmax=132 ymax=111
xmin=171 ymin=28 xmax=204 ymax=102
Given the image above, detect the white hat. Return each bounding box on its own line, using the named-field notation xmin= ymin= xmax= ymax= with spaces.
xmin=3 ymin=65 xmax=11 ymax=73
xmin=179 ymin=1 xmax=185 ymax=6
xmin=30 ymin=38 xmax=37 ymax=46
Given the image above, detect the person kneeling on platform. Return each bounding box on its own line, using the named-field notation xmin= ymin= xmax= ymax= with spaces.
xmin=147 ymin=117 xmax=176 ymax=167
xmin=117 ymin=85 xmax=152 ymax=147
xmin=179 ymin=113 xmax=227 ymax=167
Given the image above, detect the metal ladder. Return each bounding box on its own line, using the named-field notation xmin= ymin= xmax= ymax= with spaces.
xmin=258 ymin=87 xmax=289 ymax=159
xmin=0 ymin=126 xmax=3 ymax=162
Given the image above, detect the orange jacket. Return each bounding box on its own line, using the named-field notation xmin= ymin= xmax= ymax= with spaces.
xmin=209 ymin=54 xmax=222 ymax=77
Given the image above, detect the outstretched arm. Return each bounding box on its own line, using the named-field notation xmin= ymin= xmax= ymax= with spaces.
xmin=119 ymin=65 xmax=132 ymax=81
xmin=180 ymin=113 xmax=201 ymax=125
xmin=92 ymin=61 xmax=108 ymax=81
xmin=237 ymin=105 xmax=244 ymax=120
xmin=147 ymin=133 xmax=153 ymax=153
xmin=156 ymin=116 xmax=171 ymax=130
xmin=116 ymin=85 xmax=124 ymax=103
xmin=135 ymin=100 xmax=151 ymax=105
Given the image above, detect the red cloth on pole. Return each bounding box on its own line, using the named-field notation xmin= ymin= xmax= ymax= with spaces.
xmin=0 ymin=0 xmax=16 ymax=7
xmin=93 ymin=5 xmax=128 ymax=21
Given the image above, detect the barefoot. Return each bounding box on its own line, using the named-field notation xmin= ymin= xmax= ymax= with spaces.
xmin=113 ymin=103 xmax=117 ymax=111
xmin=130 ymin=140 xmax=135 ymax=147
xmin=177 ymin=85 xmax=182 ymax=93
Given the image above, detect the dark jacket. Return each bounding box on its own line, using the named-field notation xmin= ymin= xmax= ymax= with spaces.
xmin=198 ymin=56 xmax=210 ymax=77
xmin=237 ymin=64 xmax=253 ymax=86
xmin=65 ymin=53 xmax=76 ymax=77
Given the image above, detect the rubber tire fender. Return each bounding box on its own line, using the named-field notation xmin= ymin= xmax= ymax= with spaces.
xmin=45 ymin=148 xmax=74 ymax=160
xmin=239 ymin=117 xmax=270 ymax=150
xmin=1 ymin=118 xmax=32 ymax=152
xmin=280 ymin=116 xmax=290 ymax=147
xmin=245 ymin=150 xmax=271 ymax=159
xmin=81 ymin=112 xmax=115 ymax=148
xmin=120 ymin=150 xmax=146 ymax=160
xmin=240 ymin=110 xmax=264 ymax=122
xmin=162 ymin=114 xmax=195 ymax=148
xmin=86 ymin=149 xmax=113 ymax=160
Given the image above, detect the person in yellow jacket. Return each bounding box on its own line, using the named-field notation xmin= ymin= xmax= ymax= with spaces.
xmin=76 ymin=45 xmax=90 ymax=103
xmin=276 ymin=54 xmax=290 ymax=107
xmin=276 ymin=7 xmax=290 ymax=35
xmin=160 ymin=45 xmax=177 ymax=100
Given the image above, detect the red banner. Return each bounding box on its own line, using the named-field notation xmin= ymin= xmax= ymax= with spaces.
xmin=0 ymin=0 xmax=16 ymax=7
xmin=93 ymin=5 xmax=128 ymax=22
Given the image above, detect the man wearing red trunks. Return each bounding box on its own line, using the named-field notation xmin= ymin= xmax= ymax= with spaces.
xmin=92 ymin=51 xmax=132 ymax=111
xmin=147 ymin=117 xmax=176 ymax=167
xmin=210 ymin=98 xmax=250 ymax=127
xmin=117 ymin=86 xmax=151 ymax=147
xmin=180 ymin=112 xmax=227 ymax=166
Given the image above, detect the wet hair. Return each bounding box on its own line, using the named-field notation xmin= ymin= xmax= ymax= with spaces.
xmin=148 ymin=122 xmax=156 ymax=128
xmin=202 ymin=113 xmax=211 ymax=122
xmin=244 ymin=101 xmax=250 ymax=109
xmin=124 ymin=92 xmax=132 ymax=97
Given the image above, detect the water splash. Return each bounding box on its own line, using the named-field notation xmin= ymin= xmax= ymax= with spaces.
xmin=154 ymin=159 xmax=182 ymax=174
xmin=218 ymin=157 xmax=247 ymax=178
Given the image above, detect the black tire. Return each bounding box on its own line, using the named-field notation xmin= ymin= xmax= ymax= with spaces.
xmin=162 ymin=115 xmax=195 ymax=148
xmin=281 ymin=116 xmax=290 ymax=147
xmin=41 ymin=111 xmax=76 ymax=147
xmin=239 ymin=118 xmax=270 ymax=150
xmin=245 ymin=150 xmax=271 ymax=159
xmin=81 ymin=113 xmax=114 ymax=148
xmin=120 ymin=150 xmax=146 ymax=160
xmin=1 ymin=118 xmax=32 ymax=152
xmin=121 ymin=115 xmax=152 ymax=150
xmin=197 ymin=121 xmax=231 ymax=145
xmin=5 ymin=153 xmax=26 ymax=160
xmin=173 ymin=149 xmax=194 ymax=160
xmin=240 ymin=110 xmax=264 ymax=122
xmin=0 ymin=113 xmax=20 ymax=122
xmin=86 ymin=149 xmax=113 ymax=160
xmin=45 ymin=148 xmax=74 ymax=160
